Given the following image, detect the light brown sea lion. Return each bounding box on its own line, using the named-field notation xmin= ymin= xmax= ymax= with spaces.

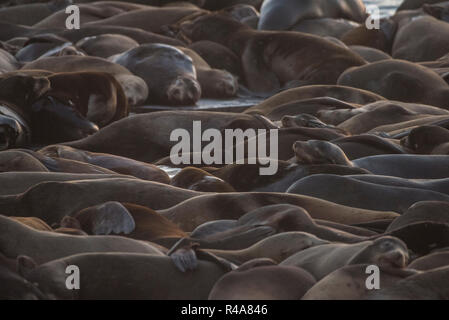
xmin=367 ymin=266 xmax=449 ymax=299
xmin=39 ymin=145 xmax=170 ymax=183
xmin=209 ymin=261 xmax=316 ymax=300
xmin=337 ymin=59 xmax=449 ymax=109
xmin=0 ymin=215 xmax=163 ymax=264
xmin=205 ymin=232 xmax=329 ymax=265
xmin=62 ymin=111 xmax=275 ymax=162
xmin=159 ymin=192 xmax=399 ymax=231
xmin=245 ymin=85 xmax=384 ymax=116
xmin=302 ymin=264 xmax=417 ymax=300
xmin=175 ymin=13 xmax=366 ymax=93
xmin=281 ymin=236 xmax=409 ymax=280
xmin=20 ymin=253 xmax=227 ymax=299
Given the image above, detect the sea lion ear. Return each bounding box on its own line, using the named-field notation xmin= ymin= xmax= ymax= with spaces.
xmin=16 ymin=255 xmax=37 ymax=279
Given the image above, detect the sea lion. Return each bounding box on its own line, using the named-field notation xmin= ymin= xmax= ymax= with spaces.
xmin=76 ymin=34 xmax=138 ymax=58
xmin=0 ymin=178 xmax=200 ymax=225
xmin=331 ymin=135 xmax=408 ymax=159
xmin=110 ymin=44 xmax=201 ymax=105
xmin=85 ymin=7 xmax=204 ymax=34
xmin=44 ymin=71 xmax=129 ymax=127
xmin=0 ymin=215 xmax=163 ymax=264
xmin=58 ymin=25 xmax=184 ymax=46
xmin=287 ymin=174 xmax=449 ymax=213
xmin=209 ymin=261 xmax=316 ymax=300
xmin=408 ymin=251 xmax=449 ymax=271
xmin=178 ymin=46 xmax=238 ymax=98
xmin=176 ymin=13 xmax=366 ymax=93
xmin=258 ymin=0 xmax=366 ymax=31
xmin=15 ymin=34 xmax=74 ymax=63
xmin=290 ymin=18 xmax=359 ymax=39
xmin=62 ymin=110 xmax=275 ymax=162
xmin=281 ymin=236 xmax=409 ymax=280
xmin=20 ymin=253 xmax=227 ymax=300
xmin=400 ymin=125 xmax=449 ymax=154
xmin=21 ymin=55 xmax=149 ymax=107
xmin=341 ymin=18 xmax=397 ymax=53
xmin=188 ymin=40 xmax=242 ymax=78
xmin=367 ymin=266 xmax=449 ymax=299
xmin=337 ymin=60 xmax=449 ymax=109
xmin=0 ymin=48 xmax=18 ymax=73
xmin=386 ymin=201 xmax=449 ymax=232
xmin=392 ymin=16 xmax=449 ymax=62
xmin=302 ymin=264 xmax=417 ymax=300
xmin=71 ymin=202 xmax=187 ymax=241
xmin=245 ymin=85 xmax=384 ymax=116
xmin=0 ymin=0 xmax=71 ymax=26
xmin=159 ymin=192 xmax=399 ymax=231
xmin=348 ymin=176 xmax=449 ymax=196
xmin=170 ymin=167 xmax=235 ymax=192
xmin=0 ymin=172 xmax=130 ymax=196
xmin=0 ymin=254 xmax=47 ymax=300
xmin=349 ymin=45 xmax=392 ymax=62
xmin=39 ymin=145 xmax=169 ymax=183
xmin=11 ymin=216 xmax=53 ymax=232
xmin=0 ymin=150 xmax=49 ymax=172
xmin=205 ymin=232 xmax=329 ymax=265
xmin=191 ymin=204 xmax=368 ymax=250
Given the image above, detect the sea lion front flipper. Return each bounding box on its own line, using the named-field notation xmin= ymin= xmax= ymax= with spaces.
xmin=74 ymin=201 xmax=136 ymax=235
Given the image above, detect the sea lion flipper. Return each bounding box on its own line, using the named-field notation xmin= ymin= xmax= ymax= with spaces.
xmin=168 ymin=238 xmax=199 ymax=273
xmin=75 ymin=201 xmax=136 ymax=235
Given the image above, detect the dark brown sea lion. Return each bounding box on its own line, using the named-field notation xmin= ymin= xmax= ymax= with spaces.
xmin=0 ymin=172 xmax=129 ymax=195
xmin=392 ymin=16 xmax=449 ymax=62
xmin=0 ymin=215 xmax=163 ymax=264
xmin=170 ymin=167 xmax=235 ymax=192
xmin=45 ymin=71 xmax=129 ymax=127
xmin=258 ymin=0 xmax=366 ymax=31
xmin=176 ymin=13 xmax=366 ymax=93
xmin=337 ymin=59 xmax=449 ymax=109
xmin=0 ymin=178 xmax=200 ymax=224
xmin=341 ymin=18 xmax=397 ymax=53
xmin=400 ymin=125 xmax=449 ymax=154
xmin=39 ymin=145 xmax=170 ymax=183
xmin=21 ymin=55 xmax=148 ymax=107
xmin=188 ymin=40 xmax=242 ymax=78
xmin=209 ymin=261 xmax=316 ymax=300
xmin=20 ymin=253 xmax=227 ymax=300
xmin=349 ymin=45 xmax=392 ymax=62
xmin=281 ymin=236 xmax=409 ymax=280
xmin=110 ymin=44 xmax=201 ymax=105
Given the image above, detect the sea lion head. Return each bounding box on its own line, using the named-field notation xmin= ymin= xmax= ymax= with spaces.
xmin=363 ymin=236 xmax=409 ymax=269
xmin=31 ymin=96 xmax=98 ymax=143
xmin=293 ymin=140 xmax=352 ymax=166
xmin=166 ymin=76 xmax=201 ymax=105
xmin=0 ymin=115 xmax=25 ymax=150
xmin=0 ymin=74 xmax=50 ymax=106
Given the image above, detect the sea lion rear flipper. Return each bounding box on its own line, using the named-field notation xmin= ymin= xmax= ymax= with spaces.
xmin=74 ymin=201 xmax=136 ymax=235
xmin=168 ymin=238 xmax=199 ymax=273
